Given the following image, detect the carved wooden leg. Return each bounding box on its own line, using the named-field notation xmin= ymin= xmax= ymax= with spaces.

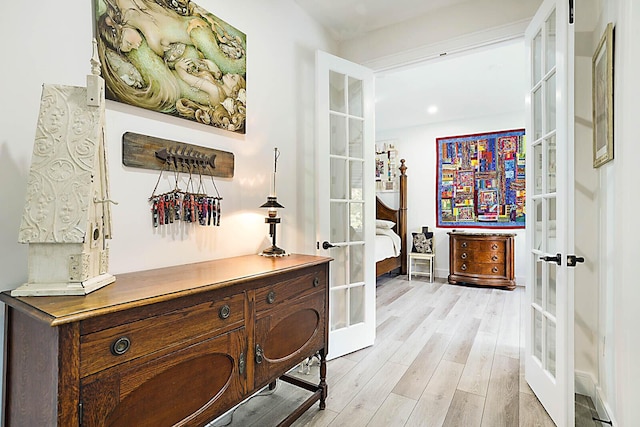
xmin=319 ymin=348 xmax=327 ymax=410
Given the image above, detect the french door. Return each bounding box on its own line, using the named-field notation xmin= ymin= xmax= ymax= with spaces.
xmin=315 ymin=50 xmax=376 ymax=360
xmin=524 ymin=0 xmax=575 ymax=425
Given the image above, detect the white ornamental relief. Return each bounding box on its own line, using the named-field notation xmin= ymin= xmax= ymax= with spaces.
xmin=18 ymin=84 xmax=100 ymax=244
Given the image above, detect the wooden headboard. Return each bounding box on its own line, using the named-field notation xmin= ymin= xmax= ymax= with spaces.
xmin=376 ymin=159 xmax=407 ymax=275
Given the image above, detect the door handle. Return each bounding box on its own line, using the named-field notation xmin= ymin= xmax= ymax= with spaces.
xmin=540 ymin=253 xmax=562 ymax=265
xmin=321 ymin=241 xmax=336 ymax=250
xmin=567 ymin=255 xmax=585 ymax=267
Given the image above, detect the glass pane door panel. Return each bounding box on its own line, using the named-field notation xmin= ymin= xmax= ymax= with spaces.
xmin=547 ymin=198 xmax=557 ymax=254
xmin=330 ymin=246 xmax=347 ymax=288
xmin=348 ymin=77 xmax=363 ymax=118
xmin=548 ymin=263 xmax=557 ymax=316
xmin=534 ymin=30 xmax=542 ymax=84
xmin=330 ymin=201 xmax=347 ymax=243
xmin=349 ymin=118 xmax=364 ymax=159
xmin=534 ymin=143 xmax=543 ymax=195
xmin=330 ymin=158 xmax=346 ymax=199
xmin=545 ymin=73 xmax=556 ymax=131
xmin=534 ymin=88 xmax=543 ymax=140
xmin=329 ymin=71 xmax=345 ymax=113
xmin=545 ymin=10 xmax=556 ymax=73
xmin=535 ymin=259 xmax=543 ymax=306
xmin=534 ymin=199 xmax=543 ymax=249
xmin=330 ymin=115 xmax=347 ymax=156
xmin=534 ymin=309 xmax=543 ymax=361
xmin=547 ymin=136 xmax=557 ymax=192
xmin=546 ymin=320 xmax=557 ymax=377
xmin=350 ymin=202 xmax=364 ymax=241
xmin=330 ymin=288 xmax=348 ymax=330
xmin=349 ymin=285 xmax=365 ymax=324
xmin=349 ymin=244 xmax=364 ymax=283
xmin=349 ymin=160 xmax=364 ymax=200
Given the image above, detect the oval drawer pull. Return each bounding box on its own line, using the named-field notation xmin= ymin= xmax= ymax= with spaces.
xmin=313 ymin=277 xmax=320 ymax=287
xmin=491 ymin=243 xmax=499 ymax=250
xmin=219 ymin=304 xmax=231 ymax=319
xmin=492 ymin=255 xmax=499 ymax=261
xmin=267 ymin=291 xmax=276 ymax=304
xmin=461 ymin=242 xmax=468 ymax=248
xmin=461 ymin=253 xmax=468 ymax=260
xmin=461 ymin=264 xmax=467 ymax=271
xmin=492 ymin=267 xmax=499 ymax=273
xmin=111 ymin=336 xmax=131 ymax=356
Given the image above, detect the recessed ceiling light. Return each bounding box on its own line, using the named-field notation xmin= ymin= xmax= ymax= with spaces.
xmin=427 ymin=105 xmax=438 ymax=114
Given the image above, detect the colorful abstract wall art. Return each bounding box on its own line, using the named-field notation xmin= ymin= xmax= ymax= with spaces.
xmin=94 ymin=0 xmax=246 ymax=133
xmin=436 ymin=129 xmax=526 ymax=228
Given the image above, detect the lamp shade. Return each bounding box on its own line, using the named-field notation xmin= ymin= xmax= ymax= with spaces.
xmin=260 ymin=196 xmax=284 ymax=209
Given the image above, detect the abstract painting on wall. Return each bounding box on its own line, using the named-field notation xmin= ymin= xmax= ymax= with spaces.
xmin=436 ymin=129 xmax=526 ymax=228
xmin=94 ymin=0 xmax=246 ymax=133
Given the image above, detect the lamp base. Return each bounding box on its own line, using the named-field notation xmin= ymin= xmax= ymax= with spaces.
xmin=259 ymin=245 xmax=289 ymax=257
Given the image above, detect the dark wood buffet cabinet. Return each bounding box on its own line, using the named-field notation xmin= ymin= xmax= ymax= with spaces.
xmin=448 ymin=232 xmax=516 ymax=290
xmin=1 ymin=254 xmax=330 ymax=426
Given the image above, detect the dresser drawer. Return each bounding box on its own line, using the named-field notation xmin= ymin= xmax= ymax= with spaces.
xmin=80 ymin=293 xmax=245 ymax=377
xmin=255 ymin=265 xmax=325 ymax=313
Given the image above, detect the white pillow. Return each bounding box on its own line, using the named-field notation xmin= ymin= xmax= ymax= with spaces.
xmin=376 ymin=219 xmax=396 ymax=229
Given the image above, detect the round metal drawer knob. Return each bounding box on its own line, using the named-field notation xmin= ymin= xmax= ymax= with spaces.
xmin=492 ymin=255 xmax=499 ymax=261
xmin=492 ymin=244 xmax=499 ymax=250
xmin=492 ymin=267 xmax=499 ymax=273
xmin=461 ymin=264 xmax=467 ymax=271
xmin=219 ymin=304 xmax=231 ymax=319
xmin=267 ymin=291 xmax=276 ymax=304
xmin=461 ymin=253 xmax=468 ymax=260
xmin=461 ymin=242 xmax=468 ymax=248
xmin=111 ymin=336 xmax=131 ymax=356
xmin=313 ymin=277 xmax=320 ymax=287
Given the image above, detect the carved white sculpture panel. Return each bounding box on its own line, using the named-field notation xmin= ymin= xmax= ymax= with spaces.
xmin=19 ymin=84 xmax=102 ymax=244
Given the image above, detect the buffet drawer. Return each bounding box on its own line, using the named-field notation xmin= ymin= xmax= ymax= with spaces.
xmin=80 ymin=293 xmax=245 ymax=377
xmin=255 ymin=265 xmax=325 ymax=313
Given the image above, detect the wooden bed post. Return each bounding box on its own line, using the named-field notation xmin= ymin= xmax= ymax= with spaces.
xmin=398 ymin=159 xmax=408 ymax=275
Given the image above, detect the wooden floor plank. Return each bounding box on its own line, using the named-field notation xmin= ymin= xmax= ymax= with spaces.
xmin=392 ymin=332 xmax=452 ymax=400
xmin=518 ymin=392 xmax=556 ymax=427
xmin=442 ymin=389 xmax=485 ymax=427
xmin=328 ymin=361 xmax=408 ymax=427
xmin=443 ymin=316 xmax=481 ymax=364
xmin=405 ymin=359 xmax=465 ymax=427
xmin=457 ymin=331 xmax=497 ymax=397
xmin=480 ymin=355 xmax=520 ymax=427
xmin=367 ymin=393 xmax=416 ymax=427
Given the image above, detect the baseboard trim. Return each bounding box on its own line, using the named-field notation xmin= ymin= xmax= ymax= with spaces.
xmin=575 ymin=370 xmax=616 ymax=425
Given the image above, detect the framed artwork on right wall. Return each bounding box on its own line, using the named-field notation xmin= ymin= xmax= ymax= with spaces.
xmin=592 ymin=22 xmax=614 ymax=168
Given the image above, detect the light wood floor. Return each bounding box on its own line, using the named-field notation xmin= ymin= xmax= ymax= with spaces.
xmin=210 ymin=275 xmax=596 ymax=427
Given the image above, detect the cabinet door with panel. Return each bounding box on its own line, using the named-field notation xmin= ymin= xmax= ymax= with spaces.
xmin=80 ymin=328 xmax=247 ymax=427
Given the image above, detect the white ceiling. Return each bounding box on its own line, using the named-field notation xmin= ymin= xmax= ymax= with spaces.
xmin=375 ymin=40 xmax=526 ymax=131
xmin=294 ymin=0 xmax=473 ymax=41
xmin=295 ymin=0 xmax=528 ymax=132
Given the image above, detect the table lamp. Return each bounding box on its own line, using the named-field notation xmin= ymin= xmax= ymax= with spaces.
xmin=259 ymin=148 xmax=286 ymax=256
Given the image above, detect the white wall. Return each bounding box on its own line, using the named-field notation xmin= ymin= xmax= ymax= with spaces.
xmin=377 ymin=111 xmax=527 ymax=284
xmin=0 ymin=0 xmax=335 ymax=410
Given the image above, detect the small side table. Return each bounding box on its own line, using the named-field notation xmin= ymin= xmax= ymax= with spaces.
xmin=408 ymin=252 xmax=435 ymax=282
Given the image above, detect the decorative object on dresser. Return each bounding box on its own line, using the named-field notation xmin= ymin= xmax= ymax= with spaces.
xmin=260 ymin=148 xmax=287 ymax=257
xmin=1 ymin=254 xmax=330 ymax=426
xmin=448 ymin=231 xmax=516 ymax=290
xmin=376 ymin=159 xmax=408 ymax=276
xmin=13 ymin=42 xmax=116 ymax=297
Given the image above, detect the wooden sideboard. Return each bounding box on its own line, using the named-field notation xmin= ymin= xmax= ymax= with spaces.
xmin=1 ymin=254 xmax=330 ymax=426
xmin=448 ymin=232 xmax=516 ymax=290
